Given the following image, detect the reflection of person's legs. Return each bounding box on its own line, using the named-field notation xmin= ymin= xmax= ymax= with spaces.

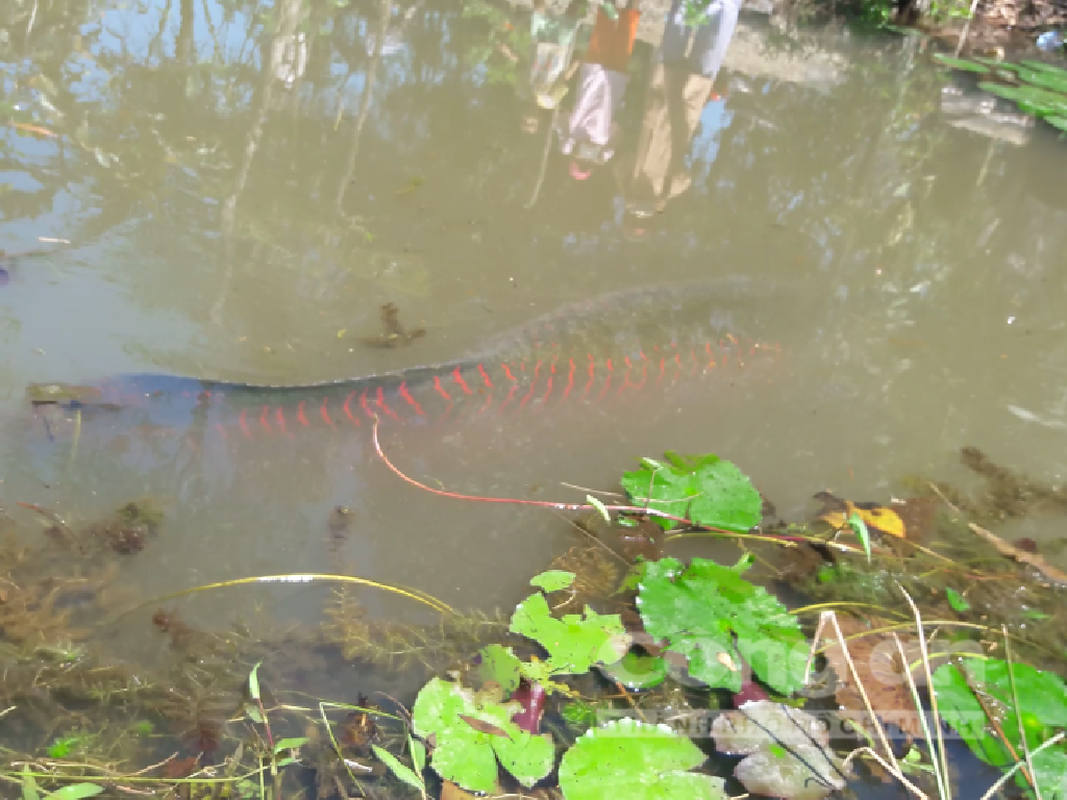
xmin=689 ymin=0 xmax=740 ymax=79
xmin=583 ymin=6 xmax=640 ymax=72
xmin=660 ymin=0 xmax=691 ymax=68
xmin=563 ymin=0 xmax=586 ymax=18
xmin=661 ymin=0 xmax=740 ymax=79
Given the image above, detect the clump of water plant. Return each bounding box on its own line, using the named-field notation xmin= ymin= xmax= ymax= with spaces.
xmin=4 ymin=445 xmax=1067 ymax=799
xmin=933 ymin=53 xmax=1067 ymax=131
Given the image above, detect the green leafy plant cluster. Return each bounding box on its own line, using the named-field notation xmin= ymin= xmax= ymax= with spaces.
xmin=637 ymin=556 xmax=807 ymax=694
xmin=394 ymin=454 xmax=818 ymax=797
xmin=407 ymin=568 xmax=736 ymax=797
xmin=934 ymin=54 xmax=1067 ymax=132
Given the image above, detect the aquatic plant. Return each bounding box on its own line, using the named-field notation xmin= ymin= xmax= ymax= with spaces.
xmin=559 ymin=719 xmax=727 ymax=800
xmin=933 ymin=656 xmax=1067 ymax=796
xmin=5 ymin=443 xmax=1067 ymax=799
xmin=636 ymin=555 xmax=808 ymax=694
xmin=620 ymin=451 xmax=763 ymax=533
xmin=933 ymin=53 xmax=1067 ymax=132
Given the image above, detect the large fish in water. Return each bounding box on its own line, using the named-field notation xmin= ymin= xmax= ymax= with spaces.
xmin=25 ymin=278 xmax=784 ymax=450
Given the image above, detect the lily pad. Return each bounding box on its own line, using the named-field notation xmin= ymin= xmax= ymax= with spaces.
xmin=412 ymin=678 xmax=555 ymax=793
xmin=476 ymin=644 xmax=523 ymax=695
xmin=530 ymin=570 xmax=576 ymax=592
xmin=558 ymin=718 xmax=726 ymax=800
xmin=600 ymin=652 xmax=669 ymax=690
xmin=509 ymin=592 xmax=631 ymax=677
xmin=637 ymin=557 xmax=807 ymax=694
xmin=621 ymin=452 xmax=761 ymax=533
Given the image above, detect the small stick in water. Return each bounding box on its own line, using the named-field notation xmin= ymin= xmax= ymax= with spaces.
xmin=16 ymin=502 xmax=85 ymax=552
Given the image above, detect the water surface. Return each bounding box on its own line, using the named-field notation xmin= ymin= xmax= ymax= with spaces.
xmin=2 ymin=0 xmax=1066 ymax=634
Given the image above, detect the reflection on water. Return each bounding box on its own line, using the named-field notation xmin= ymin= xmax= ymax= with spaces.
xmin=1 ymin=0 xmax=1066 ymax=659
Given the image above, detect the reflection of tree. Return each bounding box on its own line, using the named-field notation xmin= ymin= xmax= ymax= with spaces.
xmin=0 ymin=0 xmax=95 ymax=221
xmin=4 ymin=0 xmax=1066 ymax=398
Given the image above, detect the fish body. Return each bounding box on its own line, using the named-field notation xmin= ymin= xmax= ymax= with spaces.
xmin=27 ymin=278 xmax=784 ymax=444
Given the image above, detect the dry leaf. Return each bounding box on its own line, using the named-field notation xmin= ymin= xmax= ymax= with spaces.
xmin=820 ymin=615 xmax=924 ymax=738
xmin=814 ymin=492 xmax=907 ymax=539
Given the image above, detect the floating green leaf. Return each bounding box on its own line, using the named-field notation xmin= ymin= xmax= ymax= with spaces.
xmin=19 ymin=768 xmax=40 ymax=800
xmin=600 ymin=652 xmax=669 ymax=690
xmin=44 ymin=786 xmax=105 ymax=800
xmin=945 ymin=587 xmax=970 ymax=612
xmin=272 ymin=737 xmax=309 ymax=754
xmin=477 ymin=644 xmax=523 ymax=695
xmin=845 ymin=511 xmax=872 ymax=564
xmin=248 ymin=661 xmax=263 ymax=701
xmin=562 ymin=698 xmax=600 ymax=728
xmin=637 ymin=557 xmax=806 ymax=694
xmin=933 ymin=54 xmax=989 ymax=73
xmin=587 ymin=494 xmax=611 ymax=523
xmin=530 ymin=570 xmax=576 ymax=593
xmin=977 ymin=81 xmax=1028 ymax=102
xmin=510 ymin=593 xmax=630 ymax=676
xmin=371 ymin=744 xmax=425 ymax=794
xmin=1020 ymin=60 xmax=1067 ymax=78
xmin=410 ymin=735 xmax=426 ymax=774
xmin=977 ymin=81 xmax=1067 ymax=120
xmin=617 ymin=560 xmax=648 ymax=593
xmin=621 ymin=452 xmax=761 ymax=532
xmin=47 ymin=737 xmax=78 ymax=759
xmin=412 ymin=678 xmax=554 ymax=793
xmin=1017 ymin=68 xmax=1067 ymax=96
xmin=558 ymin=718 xmax=726 ymax=800
xmin=933 ymin=659 xmax=1067 ymax=796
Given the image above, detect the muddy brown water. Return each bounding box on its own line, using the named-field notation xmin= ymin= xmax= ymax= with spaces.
xmin=0 ymin=1 xmax=1066 ymax=792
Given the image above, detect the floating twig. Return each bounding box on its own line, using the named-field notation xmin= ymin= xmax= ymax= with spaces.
xmin=9 ymin=122 xmax=57 ymax=138
xmin=967 ymin=522 xmax=1067 ymax=587
xmin=16 ymin=502 xmax=84 ymax=551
